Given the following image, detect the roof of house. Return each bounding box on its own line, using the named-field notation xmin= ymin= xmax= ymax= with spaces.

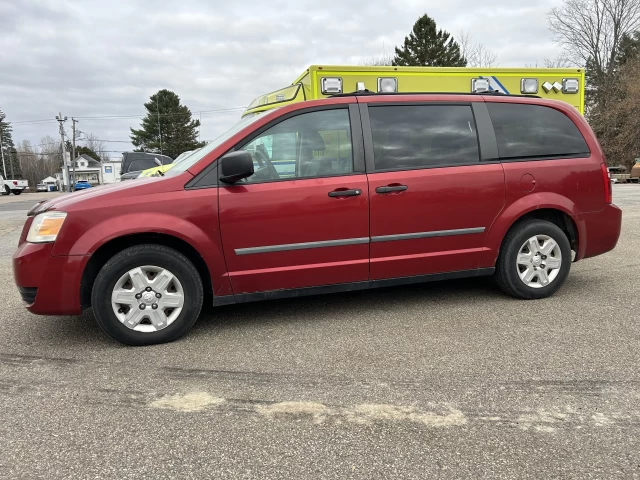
xmin=75 ymin=154 xmax=102 ymax=168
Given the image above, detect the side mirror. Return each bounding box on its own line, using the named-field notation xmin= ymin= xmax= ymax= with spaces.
xmin=219 ymin=151 xmax=254 ymax=184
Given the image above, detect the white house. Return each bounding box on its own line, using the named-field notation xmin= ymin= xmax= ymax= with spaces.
xmin=41 ymin=176 xmax=57 ymax=185
xmin=56 ymin=154 xmax=122 ymax=188
xmin=100 ymin=160 xmax=122 ymax=184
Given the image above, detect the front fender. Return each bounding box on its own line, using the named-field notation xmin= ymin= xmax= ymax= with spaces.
xmin=54 ymin=213 xmax=232 ymax=297
xmin=480 ymin=192 xmax=584 ymax=267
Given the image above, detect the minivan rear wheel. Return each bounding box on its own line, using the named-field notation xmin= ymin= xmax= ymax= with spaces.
xmin=495 ymin=219 xmax=571 ymax=299
xmin=91 ymin=244 xmax=203 ymax=345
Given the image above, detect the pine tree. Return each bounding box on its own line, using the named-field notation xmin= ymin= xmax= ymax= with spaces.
xmin=65 ymin=139 xmax=101 ymax=162
xmin=393 ymin=14 xmax=467 ymax=67
xmin=0 ymin=107 xmax=23 ymax=179
xmin=130 ymin=90 xmax=205 ymax=160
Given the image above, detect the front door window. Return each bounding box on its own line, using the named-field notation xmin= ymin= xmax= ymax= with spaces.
xmin=238 ymin=109 xmax=353 ymax=183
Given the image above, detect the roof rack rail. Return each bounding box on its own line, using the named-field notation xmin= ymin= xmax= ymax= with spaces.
xmin=329 ymin=91 xmax=541 ymax=99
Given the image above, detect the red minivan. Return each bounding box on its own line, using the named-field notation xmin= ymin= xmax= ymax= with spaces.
xmin=13 ymin=93 xmax=622 ymax=345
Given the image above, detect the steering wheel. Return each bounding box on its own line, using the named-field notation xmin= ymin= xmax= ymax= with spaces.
xmin=254 ymin=148 xmax=265 ymax=168
xmin=255 ymin=147 xmax=279 ymax=180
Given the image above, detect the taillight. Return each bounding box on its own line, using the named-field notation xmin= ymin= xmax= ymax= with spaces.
xmin=12 ymin=180 xmax=18 ymax=186
xmin=601 ymin=163 xmax=612 ymax=204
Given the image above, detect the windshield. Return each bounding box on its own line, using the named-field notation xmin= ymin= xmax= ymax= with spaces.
xmin=164 ymin=112 xmax=266 ymax=177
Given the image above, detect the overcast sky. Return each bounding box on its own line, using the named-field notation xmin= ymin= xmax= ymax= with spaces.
xmin=1 ymin=0 xmax=561 ymax=159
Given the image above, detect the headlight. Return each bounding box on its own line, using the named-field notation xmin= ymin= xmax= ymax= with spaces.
xmin=27 ymin=212 xmax=67 ymax=243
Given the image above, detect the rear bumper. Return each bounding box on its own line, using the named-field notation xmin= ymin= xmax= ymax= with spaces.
xmin=12 ymin=242 xmax=87 ymax=315
xmin=579 ymin=204 xmax=622 ymax=259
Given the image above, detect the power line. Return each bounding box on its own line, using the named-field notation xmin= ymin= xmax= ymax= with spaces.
xmin=10 ymin=106 xmax=246 ymax=128
xmin=16 ymin=138 xmax=131 ymax=148
xmin=12 ymin=119 xmax=58 ymax=125
xmin=73 ymin=107 xmax=245 ymax=120
xmin=78 ymin=139 xmax=132 ymax=143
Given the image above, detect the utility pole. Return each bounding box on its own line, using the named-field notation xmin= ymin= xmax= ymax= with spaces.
xmin=0 ymin=133 xmax=6 ymax=179
xmin=9 ymin=147 xmax=14 ymax=178
xmin=56 ymin=113 xmax=70 ymax=193
xmin=156 ymin=95 xmax=163 ymax=156
xmin=71 ymin=118 xmax=78 ymax=192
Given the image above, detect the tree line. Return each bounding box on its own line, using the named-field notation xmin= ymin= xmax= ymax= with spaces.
xmin=549 ymin=0 xmax=640 ymax=170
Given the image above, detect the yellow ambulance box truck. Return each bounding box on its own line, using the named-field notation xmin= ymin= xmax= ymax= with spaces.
xmin=243 ymin=65 xmax=585 ymax=117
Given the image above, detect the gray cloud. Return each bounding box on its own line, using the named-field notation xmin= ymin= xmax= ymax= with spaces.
xmin=1 ymin=0 xmax=562 ymax=157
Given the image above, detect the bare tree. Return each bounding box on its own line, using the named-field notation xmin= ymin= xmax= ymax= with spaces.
xmin=596 ymin=53 xmax=640 ymax=169
xmin=38 ymin=135 xmax=62 ymax=163
xmin=458 ymin=30 xmax=498 ymax=67
xmin=543 ymin=56 xmax=574 ymax=68
xmin=474 ymin=44 xmax=498 ymax=68
xmin=80 ymin=132 xmax=109 ymax=162
xmin=17 ymin=139 xmax=61 ymax=188
xmin=458 ymin=30 xmax=475 ymax=62
xmin=549 ymin=0 xmax=640 ymax=75
xmin=525 ymin=56 xmax=574 ymax=68
xmin=359 ymin=54 xmax=394 ymax=66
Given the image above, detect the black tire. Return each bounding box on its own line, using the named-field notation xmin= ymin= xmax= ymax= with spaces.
xmin=2 ymin=185 xmax=9 ymax=196
xmin=91 ymin=244 xmax=203 ymax=346
xmin=11 ymin=189 xmax=22 ymax=195
xmin=495 ymin=219 xmax=571 ymax=300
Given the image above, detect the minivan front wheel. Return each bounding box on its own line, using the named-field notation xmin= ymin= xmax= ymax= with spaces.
xmin=495 ymin=220 xmax=571 ymax=299
xmin=92 ymin=245 xmax=203 ymax=345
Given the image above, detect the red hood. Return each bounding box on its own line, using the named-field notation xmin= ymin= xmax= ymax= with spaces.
xmin=35 ymin=174 xmax=190 ymax=213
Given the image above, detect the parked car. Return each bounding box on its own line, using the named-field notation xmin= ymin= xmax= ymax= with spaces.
xmin=631 ymin=158 xmax=640 ymax=183
xmin=1 ymin=174 xmax=28 ymax=195
xmin=120 ymin=171 xmax=142 ymax=181
xmin=74 ymin=181 xmax=93 ymax=190
xmin=13 ymin=93 xmax=622 ymax=346
xmin=120 ymin=152 xmax=173 ymax=180
xmin=138 ymin=150 xmax=196 ymax=178
xmin=36 ymin=184 xmax=48 ymax=192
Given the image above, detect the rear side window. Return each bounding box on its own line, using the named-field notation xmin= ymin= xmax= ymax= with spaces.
xmin=487 ymin=103 xmax=590 ymax=160
xmin=368 ymin=105 xmax=480 ymax=171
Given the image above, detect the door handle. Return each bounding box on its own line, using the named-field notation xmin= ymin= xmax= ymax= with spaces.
xmin=328 ymin=189 xmax=362 ymax=197
xmin=375 ymin=185 xmax=408 ymax=194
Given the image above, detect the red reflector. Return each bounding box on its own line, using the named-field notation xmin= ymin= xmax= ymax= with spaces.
xmin=601 ymin=163 xmax=612 ymax=204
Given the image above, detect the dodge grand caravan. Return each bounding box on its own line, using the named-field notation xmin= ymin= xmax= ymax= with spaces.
xmin=13 ymin=93 xmax=622 ymax=345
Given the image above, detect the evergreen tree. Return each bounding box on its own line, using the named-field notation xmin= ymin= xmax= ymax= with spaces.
xmin=65 ymin=140 xmax=102 ymax=162
xmin=393 ymin=14 xmax=467 ymax=67
xmin=0 ymin=107 xmax=23 ymax=179
xmin=617 ymin=32 xmax=640 ymax=68
xmin=130 ymin=90 xmax=205 ymax=160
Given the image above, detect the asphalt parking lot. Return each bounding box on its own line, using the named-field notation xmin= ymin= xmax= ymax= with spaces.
xmin=1 ymin=186 xmax=639 ymax=479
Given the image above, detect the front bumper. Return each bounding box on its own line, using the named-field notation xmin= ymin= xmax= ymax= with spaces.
xmin=13 ymin=242 xmax=87 ymax=315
